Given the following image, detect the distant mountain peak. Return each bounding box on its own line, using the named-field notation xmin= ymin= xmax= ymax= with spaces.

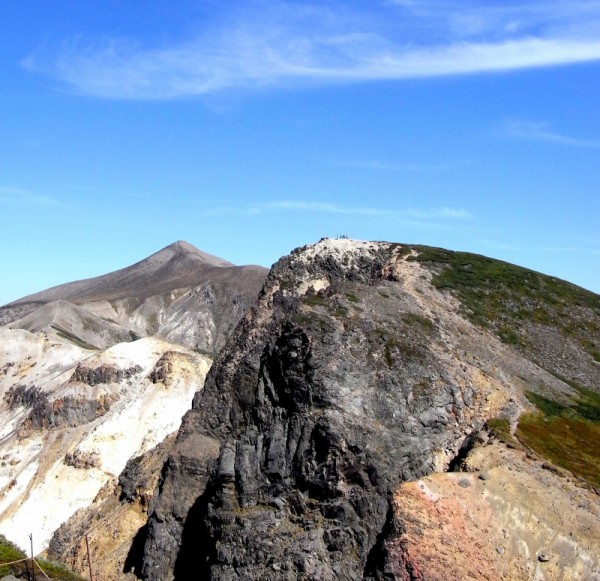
xmin=170 ymin=240 xmax=200 ymax=252
xmin=4 ymin=241 xmax=248 ymax=308
xmin=149 ymin=241 xmax=234 ymax=268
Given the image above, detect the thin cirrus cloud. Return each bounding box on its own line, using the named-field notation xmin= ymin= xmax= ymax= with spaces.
xmin=21 ymin=1 xmax=600 ymax=100
xmin=0 ymin=187 xmax=60 ymax=207
xmin=207 ymin=200 xmax=472 ymax=221
xmin=388 ymin=0 xmax=600 ymax=38
xmin=499 ymin=119 xmax=600 ymax=148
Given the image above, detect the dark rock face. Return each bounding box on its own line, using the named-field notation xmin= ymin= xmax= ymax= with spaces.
xmin=119 ymin=438 xmax=177 ymax=507
xmin=70 ymin=363 xmax=142 ymax=386
xmin=141 ymin=241 xmax=483 ymax=580
xmin=4 ymin=384 xmax=114 ymax=430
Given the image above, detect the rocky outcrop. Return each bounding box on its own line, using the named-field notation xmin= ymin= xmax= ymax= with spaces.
xmin=64 ymin=450 xmax=102 ymax=470
xmin=141 ymin=239 xmax=519 ymax=579
xmin=149 ymin=354 xmax=178 ymax=385
xmin=70 ymin=363 xmax=142 ymax=386
xmin=4 ymin=384 xmax=114 ymax=431
xmin=388 ymin=436 xmax=600 ymax=580
xmin=0 ymin=335 xmax=212 ymax=553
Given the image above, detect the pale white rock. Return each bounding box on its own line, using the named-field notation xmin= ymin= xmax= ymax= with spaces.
xmin=0 ymin=332 xmax=211 ymax=553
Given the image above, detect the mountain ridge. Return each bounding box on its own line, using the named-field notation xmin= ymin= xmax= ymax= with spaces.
xmin=138 ymin=238 xmax=600 ymax=580
xmin=1 ymin=241 xmax=268 ymax=355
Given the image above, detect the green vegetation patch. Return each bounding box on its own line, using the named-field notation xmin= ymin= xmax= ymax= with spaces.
xmin=300 ymin=294 xmax=329 ymax=307
xmin=409 ymin=245 xmax=600 ymax=361
xmin=0 ymin=535 xmax=25 ymax=577
xmin=486 ymin=417 xmax=520 ymax=448
xmin=401 ymin=312 xmax=435 ymax=333
xmin=345 ymin=292 xmax=360 ymax=303
xmin=35 ymin=559 xmax=86 ymax=581
xmin=524 ymin=391 xmax=571 ymax=418
xmin=291 ymin=311 xmax=335 ymax=334
xmin=517 ymin=414 xmax=600 ymax=488
xmin=384 ymin=339 xmax=395 ymax=367
xmin=517 ymin=386 xmax=600 ymax=487
xmin=574 ymin=386 xmax=600 ymax=422
xmin=279 ymin=275 xmax=294 ymax=291
xmin=543 ymin=373 xmax=600 ymax=422
xmin=333 ymin=307 xmax=349 ymax=318
xmin=388 ymin=243 xmax=413 ymax=258
xmin=498 ymin=326 xmax=527 ymax=347
xmin=0 ymin=535 xmax=85 ymax=580
xmin=299 ymin=290 xmax=363 ymax=320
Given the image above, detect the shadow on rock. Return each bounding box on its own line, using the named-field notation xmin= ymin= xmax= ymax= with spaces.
xmin=173 ymin=481 xmax=219 ymax=580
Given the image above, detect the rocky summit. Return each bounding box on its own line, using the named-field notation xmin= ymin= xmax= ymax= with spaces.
xmin=139 ymin=238 xmax=600 ymax=580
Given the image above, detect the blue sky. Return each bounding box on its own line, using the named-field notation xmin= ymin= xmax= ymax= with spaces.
xmin=1 ymin=0 xmax=599 ymax=305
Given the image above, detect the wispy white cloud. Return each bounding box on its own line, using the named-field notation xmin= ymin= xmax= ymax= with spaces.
xmin=437 ymin=207 xmax=471 ymax=220
xmin=206 ymin=199 xmax=472 ymax=221
xmin=0 ymin=187 xmax=60 ymax=207
xmin=388 ymin=1 xmax=600 ymax=38
xmin=265 ymin=200 xmax=383 ymax=215
xmin=499 ymin=119 xmax=600 ymax=148
xmin=22 ymin=1 xmax=600 ymax=99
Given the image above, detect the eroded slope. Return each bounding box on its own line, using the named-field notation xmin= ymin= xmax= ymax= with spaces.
xmin=0 ymin=330 xmax=210 ymax=554
xmin=390 ymin=437 xmax=600 ymax=580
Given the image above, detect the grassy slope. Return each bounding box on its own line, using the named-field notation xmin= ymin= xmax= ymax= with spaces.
xmin=0 ymin=535 xmax=85 ymax=580
xmin=409 ymin=246 xmax=600 ymax=361
xmin=409 ymin=246 xmax=600 ymax=488
xmin=516 ymin=386 xmax=600 ymax=488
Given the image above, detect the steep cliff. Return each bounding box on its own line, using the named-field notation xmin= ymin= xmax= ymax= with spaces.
xmin=138 ymin=238 xmax=600 ymax=579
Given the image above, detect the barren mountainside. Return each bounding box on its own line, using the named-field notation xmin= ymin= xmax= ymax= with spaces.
xmin=0 ymin=331 xmax=211 ymax=555
xmin=6 ymin=241 xmax=235 ymax=305
xmin=0 ymin=242 xmax=268 ymax=579
xmin=1 ymin=241 xmax=268 ymax=355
